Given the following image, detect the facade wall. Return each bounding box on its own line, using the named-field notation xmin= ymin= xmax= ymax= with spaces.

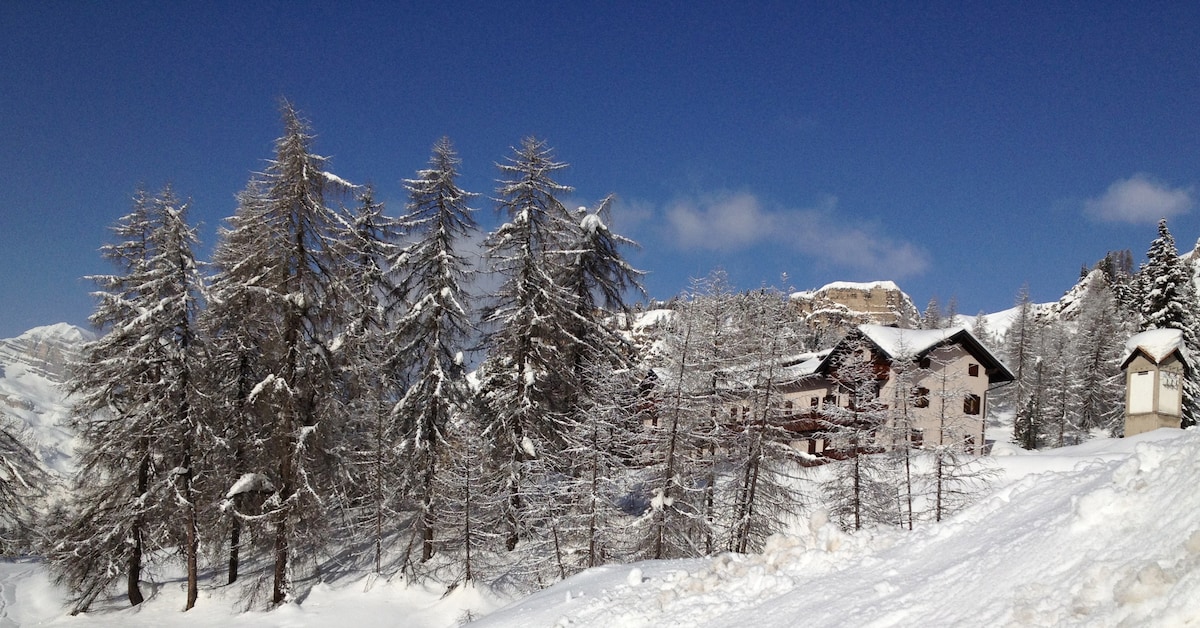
xmin=774 ymin=343 xmax=990 ymax=456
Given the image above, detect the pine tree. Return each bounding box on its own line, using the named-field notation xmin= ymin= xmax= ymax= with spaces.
xmin=1137 ymin=219 xmax=1200 ymax=427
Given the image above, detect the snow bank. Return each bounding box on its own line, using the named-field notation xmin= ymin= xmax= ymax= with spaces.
xmin=475 ymin=429 xmax=1200 ymax=627
xmin=8 ymin=430 xmax=1200 ymax=627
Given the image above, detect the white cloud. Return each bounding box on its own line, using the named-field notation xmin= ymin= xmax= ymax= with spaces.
xmin=1084 ymin=174 xmax=1193 ymax=224
xmin=662 ymin=191 xmax=930 ymax=278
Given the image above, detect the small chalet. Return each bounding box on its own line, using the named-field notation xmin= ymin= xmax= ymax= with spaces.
xmin=774 ymin=325 xmax=1014 ymax=459
xmin=1122 ymin=328 xmax=1191 ymax=437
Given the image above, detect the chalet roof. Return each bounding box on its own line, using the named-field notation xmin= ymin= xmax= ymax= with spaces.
xmin=811 ymin=324 xmax=1015 ymax=384
xmin=1122 ymin=328 xmax=1191 ymax=371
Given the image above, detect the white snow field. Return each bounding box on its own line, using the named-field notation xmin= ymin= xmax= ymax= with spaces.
xmin=3 ymin=429 xmax=1199 ymax=626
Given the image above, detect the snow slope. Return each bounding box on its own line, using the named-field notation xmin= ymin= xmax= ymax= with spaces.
xmin=475 ymin=429 xmax=1200 ymax=628
xmin=8 ymin=429 xmax=1192 ymax=627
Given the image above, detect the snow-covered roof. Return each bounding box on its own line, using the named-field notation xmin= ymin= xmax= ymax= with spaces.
xmin=1123 ymin=328 xmax=1190 ymax=368
xmin=777 ymin=349 xmax=832 ymax=380
xmin=858 ymin=324 xmax=961 ymax=358
xmin=812 ymin=324 xmax=1015 ymax=383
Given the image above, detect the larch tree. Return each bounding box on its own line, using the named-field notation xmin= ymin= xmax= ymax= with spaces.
xmin=727 ymin=287 xmax=805 ymax=553
xmin=1005 ymin=285 xmax=1042 ymax=449
xmin=0 ymin=412 xmax=46 ymax=555
xmin=1069 ymin=276 xmax=1129 ymax=437
xmin=388 ymin=137 xmax=478 ymax=571
xmin=477 ymin=137 xmax=580 ymax=559
xmin=335 ymin=186 xmax=402 ymax=575
xmin=240 ymin=102 xmax=356 ymax=605
xmin=200 ymin=178 xmax=281 ymax=586
xmin=51 ymin=186 xmax=206 ymax=612
xmin=820 ymin=334 xmax=896 ymax=531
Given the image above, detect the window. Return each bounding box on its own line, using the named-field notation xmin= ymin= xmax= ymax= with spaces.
xmin=968 ymin=363 xmax=980 ymax=377
xmin=810 ymin=396 xmax=820 ymax=408
xmin=913 ymin=387 xmax=930 ymax=408
xmin=823 ymin=393 xmax=838 ymax=407
xmin=919 ymin=357 xmax=931 ymax=369
xmin=784 ymin=400 xmax=794 ymax=414
xmin=964 ymin=394 xmax=981 ymax=415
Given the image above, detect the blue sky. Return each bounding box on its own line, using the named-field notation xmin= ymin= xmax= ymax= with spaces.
xmin=3 ymin=2 xmax=1199 ymax=338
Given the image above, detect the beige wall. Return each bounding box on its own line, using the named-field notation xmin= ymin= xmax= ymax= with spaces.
xmin=775 ymin=343 xmax=990 ymax=454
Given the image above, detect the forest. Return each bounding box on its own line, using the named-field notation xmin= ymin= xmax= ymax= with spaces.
xmin=2 ymin=103 xmax=1197 ymax=615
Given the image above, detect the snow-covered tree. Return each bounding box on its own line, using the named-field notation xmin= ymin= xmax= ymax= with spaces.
xmin=1005 ymin=285 xmax=1042 ymax=449
xmin=819 ymin=335 xmax=896 ymax=531
xmin=335 ymin=186 xmax=403 ymax=574
xmin=0 ymin=412 xmax=46 ymax=554
xmin=224 ymin=102 xmax=357 ymax=605
xmin=726 ymin=288 xmax=805 ymax=552
xmin=52 ymin=186 xmax=206 ymax=611
xmin=1137 ymin=219 xmax=1200 ymax=427
xmin=388 ymin=137 xmax=478 ymax=570
xmin=477 ymin=137 xmax=581 ymax=555
xmin=1070 ymin=277 xmax=1129 ymax=437
xmin=199 ymin=178 xmax=280 ymax=586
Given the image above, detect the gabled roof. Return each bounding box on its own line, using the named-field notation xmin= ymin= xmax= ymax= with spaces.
xmin=811 ymin=324 xmax=1015 ymax=384
xmin=1122 ymin=328 xmax=1191 ymax=371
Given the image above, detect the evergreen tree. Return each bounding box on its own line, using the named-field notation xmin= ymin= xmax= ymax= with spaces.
xmin=1137 ymin=219 xmax=1200 ymax=427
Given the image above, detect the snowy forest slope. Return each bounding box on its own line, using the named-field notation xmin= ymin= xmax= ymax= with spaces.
xmin=474 ymin=429 xmax=1200 ymax=628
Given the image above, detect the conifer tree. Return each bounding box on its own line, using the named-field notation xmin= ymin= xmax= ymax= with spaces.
xmin=1005 ymin=285 xmax=1042 ymax=449
xmin=388 ymin=137 xmax=478 ymax=569
xmin=0 ymin=412 xmax=46 ymax=555
xmin=52 ymin=186 xmax=205 ymax=611
xmin=1137 ymin=219 xmax=1200 ymax=427
xmin=227 ymin=102 xmax=356 ymax=604
xmin=200 ymin=178 xmax=279 ymax=586
xmin=820 ymin=335 xmax=895 ymax=531
xmin=477 ymin=137 xmax=580 ymax=556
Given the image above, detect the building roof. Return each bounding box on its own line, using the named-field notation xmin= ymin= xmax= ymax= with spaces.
xmin=1122 ymin=328 xmax=1191 ymax=371
xmin=811 ymin=324 xmax=1015 ymax=384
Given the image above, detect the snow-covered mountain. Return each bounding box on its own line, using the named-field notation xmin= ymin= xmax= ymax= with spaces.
xmin=0 ymin=323 xmax=91 ymax=475
xmin=790 ymin=280 xmax=921 ymax=328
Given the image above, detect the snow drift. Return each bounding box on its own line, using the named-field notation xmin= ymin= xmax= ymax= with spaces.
xmin=475 ymin=429 xmax=1200 ymax=627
